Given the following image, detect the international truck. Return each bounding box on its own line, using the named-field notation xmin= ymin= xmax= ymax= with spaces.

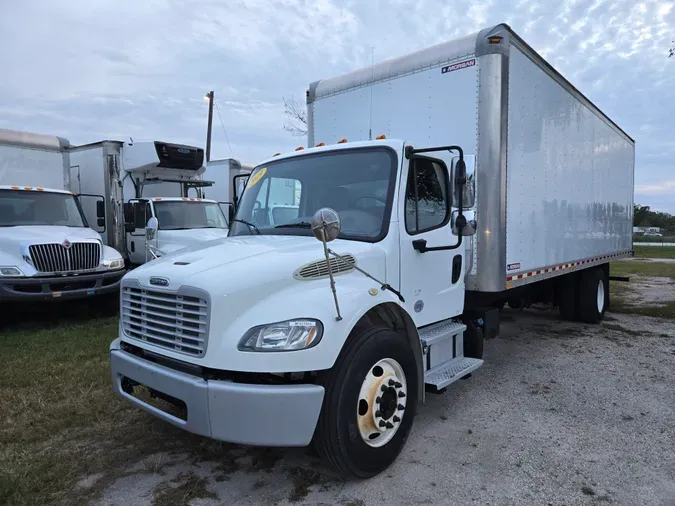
xmin=69 ymin=140 xmax=231 ymax=265
xmin=109 ymin=23 xmax=635 ymax=478
xmin=0 ymin=128 xmax=125 ymax=302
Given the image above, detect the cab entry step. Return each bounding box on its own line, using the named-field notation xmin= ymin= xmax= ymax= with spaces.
xmin=424 ymin=356 xmax=483 ymax=392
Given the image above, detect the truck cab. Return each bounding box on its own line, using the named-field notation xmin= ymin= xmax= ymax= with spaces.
xmin=124 ymin=196 xmax=230 ymax=263
xmin=0 ymin=185 xmax=125 ymax=301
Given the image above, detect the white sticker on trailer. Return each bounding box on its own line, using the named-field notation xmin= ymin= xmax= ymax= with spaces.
xmin=441 ymin=59 xmax=476 ymax=74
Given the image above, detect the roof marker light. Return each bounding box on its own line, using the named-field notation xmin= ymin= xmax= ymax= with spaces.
xmin=11 ymin=186 xmax=19 ymax=190
xmin=24 ymin=187 xmax=32 ymax=191
xmin=273 ymin=152 xmax=281 ymax=156
xmin=295 ymin=146 xmax=304 ymax=151
xmin=37 ymin=187 xmax=44 ymax=191
xmin=338 ymin=138 xmax=348 ymax=144
xmin=488 ymin=36 xmax=502 ymax=44
xmin=376 ymin=134 xmax=386 ymax=140
xmin=315 ymin=142 xmax=326 ymax=147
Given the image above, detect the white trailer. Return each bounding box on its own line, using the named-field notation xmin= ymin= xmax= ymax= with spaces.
xmin=109 ymin=23 xmax=634 ymax=477
xmin=69 ymin=140 xmax=231 ymax=265
xmin=201 ymin=157 xmax=253 ymax=221
xmin=0 ymin=128 xmax=125 ymax=302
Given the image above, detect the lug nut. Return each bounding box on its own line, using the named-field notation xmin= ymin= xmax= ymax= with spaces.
xmin=395 ymin=382 xmax=402 ymax=388
xmin=375 ymin=410 xmax=381 ymax=417
xmin=388 ymin=379 xmax=396 ymax=386
xmin=381 ymin=385 xmax=387 ymax=392
xmin=398 ymin=391 xmax=406 ymax=398
xmin=376 ymin=396 xmax=381 ymax=403
xmin=386 ymin=422 xmax=394 ymax=429
xmin=393 ymin=415 xmax=401 ymax=423
xmin=379 ymin=420 xmax=387 ymax=427
xmin=398 ymin=404 xmax=405 ymax=410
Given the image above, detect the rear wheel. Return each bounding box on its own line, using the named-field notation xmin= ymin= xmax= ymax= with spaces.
xmin=578 ymin=267 xmax=608 ymax=324
xmin=313 ymin=325 xmax=418 ymax=478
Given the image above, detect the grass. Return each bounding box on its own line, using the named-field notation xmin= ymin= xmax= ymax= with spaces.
xmin=0 ymin=308 xmax=289 ymax=506
xmin=610 ymin=260 xmax=675 ymax=280
xmin=633 ymin=245 xmax=675 ymax=260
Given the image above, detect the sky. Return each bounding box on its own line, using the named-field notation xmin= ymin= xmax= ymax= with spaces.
xmin=0 ymin=0 xmax=673 ymax=213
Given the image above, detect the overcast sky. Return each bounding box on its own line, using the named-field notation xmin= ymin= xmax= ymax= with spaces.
xmin=0 ymin=0 xmax=673 ymax=213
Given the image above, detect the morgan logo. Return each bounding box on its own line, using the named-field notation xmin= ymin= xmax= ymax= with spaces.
xmin=441 ymin=58 xmax=476 ymax=74
xmin=507 ymin=262 xmax=521 ymax=271
xmin=149 ymin=277 xmax=170 ymax=287
xmin=62 ymin=240 xmax=72 ymax=249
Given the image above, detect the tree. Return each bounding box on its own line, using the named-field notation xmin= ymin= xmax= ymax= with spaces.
xmin=633 ymin=204 xmax=651 ymax=226
xmin=282 ymin=96 xmax=307 ymax=137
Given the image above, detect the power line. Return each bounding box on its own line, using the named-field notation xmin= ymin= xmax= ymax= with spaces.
xmin=213 ymin=99 xmax=234 ymax=157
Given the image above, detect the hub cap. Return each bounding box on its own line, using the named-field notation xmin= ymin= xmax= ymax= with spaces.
xmin=356 ymin=358 xmax=407 ymax=448
xmin=597 ymin=279 xmax=605 ymax=313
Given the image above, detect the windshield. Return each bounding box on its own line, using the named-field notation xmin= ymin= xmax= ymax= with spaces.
xmin=230 ymin=147 xmax=397 ymax=242
xmin=0 ymin=190 xmax=86 ymax=227
xmin=153 ymin=201 xmax=229 ymax=230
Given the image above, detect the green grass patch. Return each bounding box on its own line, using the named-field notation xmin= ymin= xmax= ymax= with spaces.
xmin=610 ymin=260 xmax=675 ymax=280
xmin=633 ymin=245 xmax=675 ymax=260
xmin=609 ymin=299 xmax=675 ymax=319
xmin=0 ymin=316 xmax=286 ymax=506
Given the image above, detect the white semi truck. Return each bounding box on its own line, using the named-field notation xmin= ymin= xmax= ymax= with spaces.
xmin=69 ymin=140 xmax=231 ymax=265
xmin=110 ymin=23 xmax=634 ymax=477
xmin=0 ymin=128 xmax=125 ymax=302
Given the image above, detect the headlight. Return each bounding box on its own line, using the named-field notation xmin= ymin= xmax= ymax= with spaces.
xmin=238 ymin=319 xmax=323 ymax=352
xmin=103 ymin=258 xmax=125 ymax=270
xmin=0 ymin=266 xmax=24 ymax=277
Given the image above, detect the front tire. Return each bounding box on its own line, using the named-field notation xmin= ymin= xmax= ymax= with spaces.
xmin=313 ymin=325 xmax=418 ymax=478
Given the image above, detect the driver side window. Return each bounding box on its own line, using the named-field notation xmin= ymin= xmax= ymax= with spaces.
xmin=405 ymin=158 xmax=449 ymax=235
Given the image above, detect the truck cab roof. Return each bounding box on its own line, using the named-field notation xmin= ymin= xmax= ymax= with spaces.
xmin=0 ymin=185 xmax=73 ymax=195
xmin=149 ymin=197 xmax=220 ymax=204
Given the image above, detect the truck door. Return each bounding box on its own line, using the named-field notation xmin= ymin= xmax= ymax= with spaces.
xmin=398 ymin=156 xmax=465 ymax=326
xmin=125 ymin=199 xmax=154 ymax=265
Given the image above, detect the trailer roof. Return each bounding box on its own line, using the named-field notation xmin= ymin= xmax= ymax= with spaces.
xmin=0 ymin=128 xmax=70 ymax=151
xmin=309 ymin=23 xmax=633 ymax=144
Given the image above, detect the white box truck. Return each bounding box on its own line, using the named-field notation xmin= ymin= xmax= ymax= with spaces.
xmin=0 ymin=128 xmax=125 ymax=302
xmin=200 ymin=157 xmax=253 ymax=220
xmin=109 ymin=23 xmax=634 ymax=478
xmin=69 ymin=140 xmax=231 ymax=265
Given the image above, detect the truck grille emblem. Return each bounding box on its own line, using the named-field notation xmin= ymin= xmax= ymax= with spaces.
xmin=62 ymin=240 xmax=72 ymax=249
xmin=149 ymin=277 xmax=170 ymax=287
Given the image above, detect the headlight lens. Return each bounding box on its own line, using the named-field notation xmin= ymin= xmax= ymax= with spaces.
xmin=0 ymin=266 xmax=24 ymax=277
xmin=238 ymin=319 xmax=323 ymax=352
xmin=103 ymin=258 xmax=125 ymax=270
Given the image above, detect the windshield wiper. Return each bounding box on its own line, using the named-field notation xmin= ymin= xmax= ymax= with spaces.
xmin=231 ymin=218 xmax=260 ymax=234
xmin=274 ymin=221 xmax=312 ymax=229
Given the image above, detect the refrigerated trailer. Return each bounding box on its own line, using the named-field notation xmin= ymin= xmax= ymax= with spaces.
xmin=69 ymin=140 xmax=231 ymax=265
xmin=0 ymin=128 xmax=125 ymax=302
xmin=109 ymin=23 xmax=634 ymax=478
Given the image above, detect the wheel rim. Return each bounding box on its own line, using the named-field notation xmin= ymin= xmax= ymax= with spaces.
xmin=597 ymin=279 xmax=605 ymax=313
xmin=356 ymin=358 xmax=407 ymax=448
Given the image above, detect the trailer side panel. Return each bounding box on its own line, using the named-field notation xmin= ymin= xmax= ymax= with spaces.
xmin=504 ymin=44 xmax=634 ymax=287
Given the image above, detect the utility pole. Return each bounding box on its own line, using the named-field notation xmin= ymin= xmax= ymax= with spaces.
xmin=204 ymin=90 xmax=214 ymax=162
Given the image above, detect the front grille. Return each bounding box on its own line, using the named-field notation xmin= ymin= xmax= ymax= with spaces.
xmin=29 ymin=242 xmax=101 ymax=273
xmin=121 ymin=286 xmax=209 ymax=357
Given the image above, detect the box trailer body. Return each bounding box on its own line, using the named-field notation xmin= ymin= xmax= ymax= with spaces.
xmin=307 ymin=23 xmax=634 ymax=294
xmin=109 ymin=24 xmax=635 ymax=479
xmin=0 ymin=128 xmax=125 ymax=302
xmin=201 ymin=158 xmax=253 ymax=220
xmin=69 ymin=140 xmax=231 ymax=265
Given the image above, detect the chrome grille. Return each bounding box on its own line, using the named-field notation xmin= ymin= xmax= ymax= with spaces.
xmin=294 ymin=254 xmax=356 ymax=280
xmin=121 ymin=286 xmax=209 ymax=357
xmin=29 ymin=242 xmax=101 ymax=273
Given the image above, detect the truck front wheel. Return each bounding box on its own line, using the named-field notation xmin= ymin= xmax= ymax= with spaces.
xmin=313 ymin=326 xmax=418 ymax=478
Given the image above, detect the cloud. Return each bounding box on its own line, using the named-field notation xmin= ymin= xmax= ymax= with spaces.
xmin=0 ymin=0 xmax=674 ymax=212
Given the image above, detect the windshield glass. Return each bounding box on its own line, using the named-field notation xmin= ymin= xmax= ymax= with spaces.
xmin=153 ymin=201 xmax=229 ymax=230
xmin=0 ymin=190 xmax=86 ymax=227
xmin=230 ymin=147 xmax=397 ymax=242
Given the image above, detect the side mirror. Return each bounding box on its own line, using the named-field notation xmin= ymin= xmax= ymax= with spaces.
xmin=146 ymin=216 xmax=159 ymax=241
xmin=311 ymin=208 xmax=341 ymax=243
xmin=452 ymin=209 xmax=477 ymax=236
xmin=96 ymin=200 xmax=105 ymax=219
xmin=451 ymin=155 xmax=476 ymax=209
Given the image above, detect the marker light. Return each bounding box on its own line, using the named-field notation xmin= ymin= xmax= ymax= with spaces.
xmin=376 ymin=134 xmax=386 ymax=140
xmin=295 ymin=146 xmax=304 ymax=151
xmin=338 ymin=138 xmax=348 ymax=144
xmin=315 ymin=142 xmax=326 ymax=147
xmin=273 ymin=152 xmax=281 ymax=157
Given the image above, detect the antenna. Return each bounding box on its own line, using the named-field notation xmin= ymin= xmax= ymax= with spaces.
xmin=368 ymin=46 xmax=375 ymax=141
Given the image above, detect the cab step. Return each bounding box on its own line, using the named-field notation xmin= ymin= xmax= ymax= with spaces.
xmin=419 ymin=320 xmax=466 ymax=347
xmin=424 ymin=356 xmax=483 ymax=393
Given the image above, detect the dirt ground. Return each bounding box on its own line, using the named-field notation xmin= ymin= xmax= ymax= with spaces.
xmin=84 ymin=309 xmax=675 ymax=506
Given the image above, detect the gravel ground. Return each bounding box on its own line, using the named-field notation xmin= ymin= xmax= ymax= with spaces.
xmin=92 ymin=309 xmax=675 ymax=506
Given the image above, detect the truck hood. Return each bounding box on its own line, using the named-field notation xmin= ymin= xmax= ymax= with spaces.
xmin=125 ymin=234 xmax=386 ymax=294
xmin=156 ymin=228 xmax=230 ymax=254
xmin=0 ymin=226 xmax=101 ymax=256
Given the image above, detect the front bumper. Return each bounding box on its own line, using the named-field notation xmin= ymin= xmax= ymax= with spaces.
xmin=109 ymin=339 xmax=325 ymax=447
xmin=0 ymin=269 xmax=125 ymax=301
